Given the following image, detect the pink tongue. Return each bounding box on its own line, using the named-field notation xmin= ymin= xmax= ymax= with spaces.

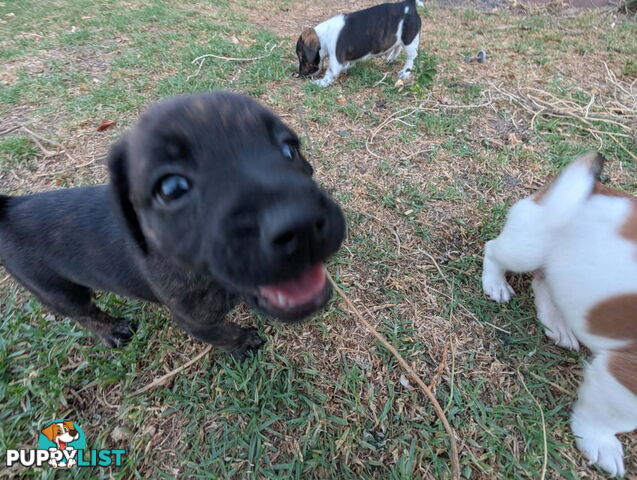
xmin=259 ymin=264 xmax=326 ymax=309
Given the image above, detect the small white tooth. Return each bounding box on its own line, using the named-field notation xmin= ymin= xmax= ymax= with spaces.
xmin=277 ymin=292 xmax=286 ymax=307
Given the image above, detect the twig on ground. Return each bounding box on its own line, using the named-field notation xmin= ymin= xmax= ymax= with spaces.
xmin=193 ymin=53 xmax=269 ymax=63
xmin=0 ymin=125 xmax=21 ymax=136
xmin=131 ymin=345 xmax=213 ymax=396
xmin=428 ymin=341 xmax=450 ymax=393
xmin=18 ymin=125 xmax=76 ymax=163
xmin=327 ymin=273 xmax=461 ymax=480
xmin=372 ymin=72 xmax=390 ymax=87
xmin=365 ymin=94 xmax=492 ymax=159
xmin=608 ymin=134 xmax=637 ymax=161
xmin=491 ymin=77 xmax=636 ymax=156
xmin=584 ymin=93 xmax=595 ymax=118
xmin=421 ymin=250 xmax=453 ymax=290
xmin=187 ymin=43 xmax=278 ymax=81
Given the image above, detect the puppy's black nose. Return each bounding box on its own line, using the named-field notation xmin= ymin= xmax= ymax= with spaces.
xmin=261 ymin=201 xmax=327 ymax=258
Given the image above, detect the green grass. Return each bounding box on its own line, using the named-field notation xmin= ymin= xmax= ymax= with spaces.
xmin=0 ymin=137 xmax=39 ymax=169
xmin=1 ymin=0 xmax=636 ymax=478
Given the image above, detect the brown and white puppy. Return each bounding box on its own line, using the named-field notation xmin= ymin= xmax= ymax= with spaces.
xmin=296 ymin=0 xmax=423 ymax=87
xmin=482 ymin=152 xmax=636 ymax=477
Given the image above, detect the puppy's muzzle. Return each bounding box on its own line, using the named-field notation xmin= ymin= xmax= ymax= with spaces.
xmin=260 ymin=199 xmax=328 ymax=259
xmin=222 ymin=189 xmax=345 ymax=321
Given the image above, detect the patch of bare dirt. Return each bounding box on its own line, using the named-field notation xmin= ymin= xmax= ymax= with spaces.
xmin=242 ymin=0 xmax=618 ymax=38
xmin=242 ymin=0 xmax=377 ymax=36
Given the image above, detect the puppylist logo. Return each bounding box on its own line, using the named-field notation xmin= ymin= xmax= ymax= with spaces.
xmin=5 ymin=419 xmax=126 ymax=469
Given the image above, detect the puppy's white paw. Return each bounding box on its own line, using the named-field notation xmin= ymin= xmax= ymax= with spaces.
xmin=543 ymin=324 xmax=580 ymax=351
xmin=313 ymin=77 xmax=333 ymax=88
xmin=574 ymin=429 xmax=625 ymax=477
xmin=482 ymin=275 xmax=515 ymax=303
xmin=397 ymin=69 xmax=412 ymax=79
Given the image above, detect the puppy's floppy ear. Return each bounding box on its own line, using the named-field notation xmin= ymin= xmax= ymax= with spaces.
xmin=41 ymin=423 xmax=59 ymax=442
xmin=300 ymin=28 xmax=320 ymax=64
xmin=107 ymin=136 xmax=148 ymax=254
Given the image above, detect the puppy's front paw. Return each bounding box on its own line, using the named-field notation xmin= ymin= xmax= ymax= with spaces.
xmin=230 ymin=327 xmax=265 ymax=361
xmin=575 ymin=429 xmax=625 ymax=477
xmin=99 ymin=319 xmax=136 ymax=348
xmin=397 ymin=69 xmax=412 ymax=79
xmin=543 ymin=324 xmax=580 ymax=351
xmin=313 ymin=77 xmax=332 ymax=88
xmin=482 ymin=275 xmax=515 ymax=303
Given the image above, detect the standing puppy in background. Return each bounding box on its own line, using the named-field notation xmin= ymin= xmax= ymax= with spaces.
xmin=296 ymin=0 xmax=423 ymax=87
xmin=482 ymin=153 xmax=637 ymax=477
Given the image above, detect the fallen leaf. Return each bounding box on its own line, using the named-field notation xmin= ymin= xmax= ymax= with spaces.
xmin=394 ymin=79 xmax=404 ymax=89
xmin=97 ymin=120 xmax=117 ymax=132
xmin=400 ymin=374 xmax=415 ymax=391
xmin=336 ymin=96 xmax=346 ymax=104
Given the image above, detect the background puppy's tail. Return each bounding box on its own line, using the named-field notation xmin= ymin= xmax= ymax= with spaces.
xmin=535 ymin=152 xmax=604 ymax=229
xmin=407 ymin=0 xmax=425 ymax=7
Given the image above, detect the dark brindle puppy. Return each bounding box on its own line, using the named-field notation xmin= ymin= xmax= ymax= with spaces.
xmin=0 ymin=92 xmax=346 ymax=359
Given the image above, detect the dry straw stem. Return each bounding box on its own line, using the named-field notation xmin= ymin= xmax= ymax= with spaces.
xmin=187 ymin=54 xmax=269 ymax=81
xmin=490 ymin=63 xmax=636 ymax=159
xmin=132 ymin=345 xmax=213 ymax=396
xmin=187 ymin=42 xmax=279 ymax=81
xmin=327 ymin=272 xmax=461 ymax=480
xmin=0 ymin=123 xmax=90 ymax=173
xmin=19 ymin=125 xmax=76 ymax=163
xmin=365 ymin=93 xmax=493 ymax=160
xmin=518 ymin=369 xmax=548 ymax=480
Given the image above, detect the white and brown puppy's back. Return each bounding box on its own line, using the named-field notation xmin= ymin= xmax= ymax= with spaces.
xmin=482 ymin=153 xmax=637 ymax=476
xmin=296 ymin=0 xmax=423 ymax=87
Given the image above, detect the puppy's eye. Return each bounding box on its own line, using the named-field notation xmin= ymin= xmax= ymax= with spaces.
xmin=282 ymin=143 xmax=295 ymax=160
xmin=155 ymin=175 xmax=191 ymax=204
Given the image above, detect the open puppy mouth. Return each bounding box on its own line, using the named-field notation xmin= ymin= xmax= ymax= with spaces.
xmin=257 ymin=263 xmax=330 ymax=320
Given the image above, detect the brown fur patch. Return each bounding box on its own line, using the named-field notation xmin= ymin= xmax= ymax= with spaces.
xmin=592 ymin=182 xmax=636 ymax=200
xmin=588 ymin=293 xmax=637 ymax=340
xmin=619 ymin=201 xmax=637 ymax=245
xmin=609 ymin=345 xmax=637 ymax=395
